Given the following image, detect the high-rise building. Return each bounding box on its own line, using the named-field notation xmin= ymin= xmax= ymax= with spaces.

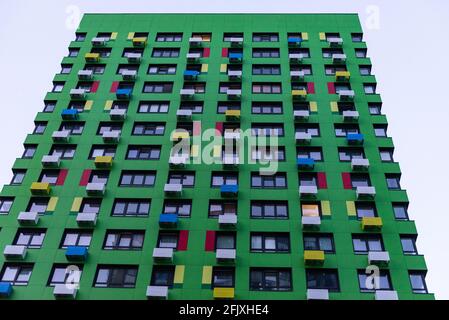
xmin=0 ymin=13 xmax=432 ymax=300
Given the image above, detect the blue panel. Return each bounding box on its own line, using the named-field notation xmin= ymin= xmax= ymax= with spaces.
xmin=61 ymin=109 xmax=79 ymax=119
xmin=229 ymin=53 xmax=242 ymax=60
xmin=288 ymin=37 xmax=302 ymax=43
xmin=220 ymin=184 xmax=239 ymax=194
xmin=297 ymin=157 xmax=315 ymax=167
xmin=184 ymin=70 xmax=200 ymax=77
xmin=159 ymin=213 xmax=178 ymax=225
xmin=116 ymin=88 xmax=132 ymax=99
xmin=347 ymin=133 xmax=364 ymax=143
xmin=65 ymin=246 xmax=88 ymax=261
xmin=0 ymin=282 xmax=12 ymax=297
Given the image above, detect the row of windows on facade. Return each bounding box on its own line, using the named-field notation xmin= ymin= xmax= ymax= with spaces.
xmin=74 ymin=31 xmax=364 ymax=43
xmin=0 ymin=263 xmax=427 ymax=294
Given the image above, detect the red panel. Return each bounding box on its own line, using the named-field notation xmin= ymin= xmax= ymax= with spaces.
xmin=90 ymin=81 xmax=100 ymax=93
xmin=203 ymin=48 xmax=210 ymax=58
xmin=110 ymin=81 xmax=119 ymax=93
xmin=215 ymin=122 xmax=223 ymax=136
xmin=56 ymin=169 xmax=68 ymax=186
xmin=317 ymin=172 xmax=327 ymax=189
xmin=193 ymin=121 xmax=201 ymax=136
xmin=342 ymin=172 xmax=352 ymax=189
xmin=79 ymin=170 xmax=92 ymax=186
xmin=307 ymin=82 xmax=315 ymax=94
xmin=327 ymin=82 xmax=336 ymax=94
xmin=205 ymin=231 xmax=216 ymax=251
xmin=177 ymin=230 xmax=189 ymax=251
xmin=221 ymin=48 xmax=228 ymax=57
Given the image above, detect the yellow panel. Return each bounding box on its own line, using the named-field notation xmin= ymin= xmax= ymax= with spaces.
xmin=225 ymin=110 xmax=241 ymax=117
xmin=174 ymin=265 xmax=185 ymax=284
xmin=202 ymin=34 xmax=211 ymax=42
xmin=172 ymin=132 xmax=190 ymax=140
xmin=346 ymin=201 xmax=356 ymax=216
xmin=214 ymin=287 xmax=235 ymax=299
xmin=84 ymin=100 xmax=93 ymax=111
xmin=362 ymin=217 xmax=383 ymax=230
xmin=201 ymin=64 xmax=209 ymax=73
xmin=85 ymin=53 xmax=100 ymax=61
xmin=71 ymin=197 xmax=83 ymax=212
xmin=191 ymin=145 xmax=199 ymax=158
xmin=220 ymin=64 xmax=227 ymax=73
xmin=202 ymin=266 xmax=213 ymax=284
xmin=95 ymin=156 xmax=113 ymax=167
xmin=213 ymin=145 xmax=221 ymax=158
xmin=309 ymin=101 xmax=318 ymax=112
xmin=110 ymin=32 xmax=118 ymax=40
xmin=104 ymin=100 xmax=113 ymax=111
xmin=304 ymin=250 xmax=325 ymax=262
xmin=301 ymin=32 xmax=309 ymax=41
xmin=292 ymin=89 xmax=307 ymax=96
xmin=47 ymin=197 xmax=58 ymax=211
xmin=330 ymin=101 xmax=339 ymax=112
xmin=321 ymin=201 xmax=331 ymax=216
xmin=30 ymin=182 xmax=51 ymax=195
xmin=302 ymin=204 xmax=319 ymax=217
xmin=319 ymin=32 xmax=326 ymax=41
xmin=127 ymin=32 xmax=135 ymax=40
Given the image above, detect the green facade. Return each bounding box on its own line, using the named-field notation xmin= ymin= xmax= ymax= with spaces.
xmin=0 ymin=13 xmax=433 ymax=300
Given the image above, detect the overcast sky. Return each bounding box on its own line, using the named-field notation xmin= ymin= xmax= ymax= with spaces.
xmin=0 ymin=0 xmax=448 ymax=299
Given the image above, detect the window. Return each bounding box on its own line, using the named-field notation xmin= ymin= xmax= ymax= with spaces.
xmin=250 ymin=268 xmax=292 ymax=291
xmin=355 ymin=202 xmax=377 ymax=218
xmin=91 ymin=48 xmax=112 ymax=58
xmin=88 ymin=170 xmax=109 ymax=184
xmin=119 ymin=171 xmax=156 ymax=187
xmin=297 ymin=147 xmax=323 ymax=162
xmin=208 ymin=200 xmax=237 ymax=218
xmin=251 ymin=102 xmax=283 ymax=114
xmin=148 ymin=64 xmax=177 ymax=75
xmin=352 ymin=234 xmax=384 ymax=253
xmin=116 ymin=64 xmax=139 ymax=75
xmin=0 ymin=197 xmax=14 ymax=214
xmin=295 ymin=124 xmax=320 ymax=137
xmin=122 ymin=48 xmax=144 ymax=58
xmin=84 ymin=64 xmax=106 ymax=74
xmin=224 ymin=32 xmax=243 ymax=41
xmin=79 ymin=198 xmax=101 ymax=214
xmin=138 ymin=101 xmax=169 ymax=113
xmin=219 ymin=82 xmax=241 ymax=94
xmin=374 ymin=124 xmax=388 ymax=137
xmin=179 ymin=101 xmax=203 ymax=114
xmin=75 ymin=32 xmax=86 ymax=41
xmin=60 ymin=64 xmax=72 ymax=74
xmin=299 ymin=173 xmax=317 ymax=187
xmin=94 ymin=266 xmax=138 ymax=288
xmin=251 ymin=123 xmax=284 ymax=137
xmin=104 ymin=230 xmax=145 ymax=250
xmin=163 ymin=200 xmax=192 ymax=217
xmin=409 ymin=272 xmax=428 ymax=294
xmin=183 ymin=82 xmax=206 ymax=94
xmin=150 ymin=266 xmax=174 ymax=288
xmin=22 ymin=145 xmax=37 ymax=159
xmin=386 ymin=174 xmax=401 ymax=190
xmin=191 ymin=33 xmax=211 ymax=41
xmin=0 ymin=264 xmax=33 ymax=286
xmin=60 ymin=230 xmax=92 ymax=249
xmin=49 ymin=145 xmax=76 ymax=159
xmin=379 ymin=148 xmax=394 ymax=162
xmin=338 ymin=147 xmax=365 ymax=161
xmin=252 ymin=65 xmax=281 ymax=75
xmin=251 ymin=172 xmax=287 ymax=189
xmin=68 ymin=48 xmax=80 ymax=57
xmin=252 ymin=83 xmax=282 ymax=94
xmin=322 ymin=48 xmax=343 ymax=58
xmin=302 ymin=203 xmax=321 ymax=218
xmin=291 ymin=64 xmax=313 ymax=75
xmin=157 ymin=232 xmax=179 ymax=249
xmin=355 ymin=48 xmax=367 ymax=58
xmin=303 ymin=234 xmax=335 ymax=253
xmin=167 ymin=171 xmax=195 ymax=187
xmin=52 ymin=82 xmax=65 ymax=93
xmin=33 ymin=122 xmax=47 ymax=134
xmin=335 ymin=83 xmax=351 ymax=94
xmin=38 ymin=169 xmax=59 ymax=185
xmin=60 ymin=121 xmax=84 ymax=135
xmin=11 ymin=170 xmax=26 ymax=185
xmin=251 ymin=146 xmax=285 ymax=162
xmin=351 ymin=174 xmax=371 ymax=188
xmin=358 ymin=270 xmax=392 ymax=292
xmin=364 ymin=83 xmax=377 ymax=94
xmin=251 ymin=233 xmax=290 ymax=253
xmin=26 ymin=198 xmax=49 ymax=214
xmin=252 ymin=48 xmax=280 ymax=58
xmin=253 ymin=33 xmax=279 ymax=42
xmin=132 ymin=122 xmax=165 ymax=135
xmin=325 ymin=64 xmax=347 ymax=76
xmin=393 ymin=203 xmax=409 ymax=220
xmin=43 ymin=100 xmax=56 ymax=113
xmin=216 ymin=232 xmax=236 ymax=250
xmin=14 ymin=229 xmax=46 ymax=249
xmin=152 ymin=48 xmax=180 ymax=58
xmin=401 ymin=235 xmax=418 ymax=255
xmin=89 ymin=145 xmax=116 ymax=159
xmin=48 ymin=264 xmax=82 ymax=286
xmin=211 ymin=172 xmax=238 ymax=187
xmin=112 ymin=199 xmax=150 ymax=217
xmin=68 ymin=101 xmax=85 ymax=113
xmin=368 ymin=103 xmax=382 ymax=115
xmin=126 ymin=145 xmax=161 ymax=160
xmin=217 ymin=102 xmax=241 ymax=114
xmin=352 ymin=33 xmax=363 ymax=42
xmin=359 ymin=65 xmax=372 ymax=76
xmin=212 ymin=267 xmax=235 ymax=288
xmin=306 ymin=269 xmax=339 ymax=292
xmin=250 ymin=201 xmax=288 ymax=219
xmin=143 ymin=82 xmax=173 ymax=93
xmin=156 ymin=33 xmax=182 ymax=42
xmin=97 ymin=122 xmax=123 ymax=135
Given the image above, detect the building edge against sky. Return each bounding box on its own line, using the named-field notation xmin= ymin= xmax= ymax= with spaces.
xmin=0 ymin=13 xmax=433 ymax=300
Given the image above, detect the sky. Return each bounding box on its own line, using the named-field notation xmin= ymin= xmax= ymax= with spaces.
xmin=0 ymin=0 xmax=448 ymax=299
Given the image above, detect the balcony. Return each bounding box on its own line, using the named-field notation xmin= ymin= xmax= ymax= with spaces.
xmin=346 ymin=133 xmax=364 ymax=145
xmin=328 ymin=37 xmax=343 ymax=47
xmin=216 ymin=249 xmax=236 ymax=263
xmin=102 ymin=130 xmax=121 ymax=143
xmin=375 ymin=290 xmax=398 ymax=300
xmin=116 ymin=88 xmax=132 ymax=100
xmin=304 ymin=250 xmax=325 ymax=266
xmin=132 ymin=37 xmax=147 ymax=47
xmin=78 ymin=69 xmax=93 ymax=80
xmin=122 ymin=70 xmax=137 ymax=81
xmin=213 ymin=287 xmax=235 ymax=299
xmin=226 ymin=89 xmax=241 ymax=100
xmin=332 ymin=53 xmax=347 ymax=64
xmin=152 ymin=248 xmax=174 ymax=263
xmin=229 ymin=37 xmax=243 ymax=47
xmin=228 ymin=53 xmax=242 ymax=63
xmin=42 ymin=155 xmax=61 ymax=168
xmin=94 ymin=156 xmax=113 ymax=169
xmin=294 ymin=110 xmax=310 ymax=122
xmin=307 ymin=289 xmax=329 ymax=300
xmin=220 ymin=184 xmax=238 ymax=197
xmin=3 ymin=245 xmax=27 ymax=260
xmin=70 ymin=89 xmax=86 ymax=100
xmin=302 ymin=216 xmax=321 ymax=229
xmin=86 ymin=182 xmax=106 ymax=196
xmin=225 ymin=110 xmax=241 ymax=121
xmin=351 ymin=158 xmax=370 ymax=171
xmin=76 ymin=212 xmax=97 ymax=227
xmin=159 ymin=213 xmax=178 ymax=228
xmin=336 ymin=71 xmax=351 ymax=82
xmin=146 ymin=286 xmax=168 ymax=300
xmin=180 ymin=89 xmax=195 ymax=100
xmin=219 ymin=214 xmax=238 ymax=228
xmin=30 ymin=182 xmax=51 ymax=196
xmin=127 ymin=53 xmax=142 ymax=63
xmin=52 ymin=130 xmax=70 ymax=143
xmin=176 ymin=109 xmax=193 ymax=121
xmin=342 ymin=110 xmax=359 ymax=122
xmin=368 ymin=251 xmax=390 ymax=266
xmin=299 ymin=186 xmax=318 ymax=198
xmin=0 ymin=282 xmax=13 ymax=298
xmin=339 ymin=90 xmax=355 ymax=101
xmin=53 ymin=284 xmax=77 ymax=299
xmin=189 ymin=37 xmax=203 ymax=47
xmin=290 ymin=70 xmax=305 ymax=81
xmin=361 ymin=217 xmax=383 ymax=231
xmin=65 ymin=246 xmax=88 ymax=261
xmin=164 ymin=183 xmax=183 ymax=196
xmin=85 ymin=53 xmax=100 ymax=63
xmin=184 ymin=70 xmax=200 ymax=80
xmin=61 ymin=109 xmax=79 ymax=120
xmin=356 ymin=186 xmax=376 ymax=199
xmin=295 ymin=132 xmax=312 ymax=145
xmin=289 ymin=53 xmax=303 ymax=64
xmin=292 ymin=89 xmax=307 ymax=101
xmin=17 ymin=212 xmax=39 ymax=226
xmin=288 ymin=37 xmax=302 ymax=47
xmin=91 ymin=37 xmax=107 ymax=47
xmin=297 ymin=158 xmax=315 ymax=170
xmin=186 ymin=52 xmax=201 ymax=62
xmin=228 ymin=70 xmax=242 ymax=81
xmin=109 ymin=108 xmax=127 ymax=120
